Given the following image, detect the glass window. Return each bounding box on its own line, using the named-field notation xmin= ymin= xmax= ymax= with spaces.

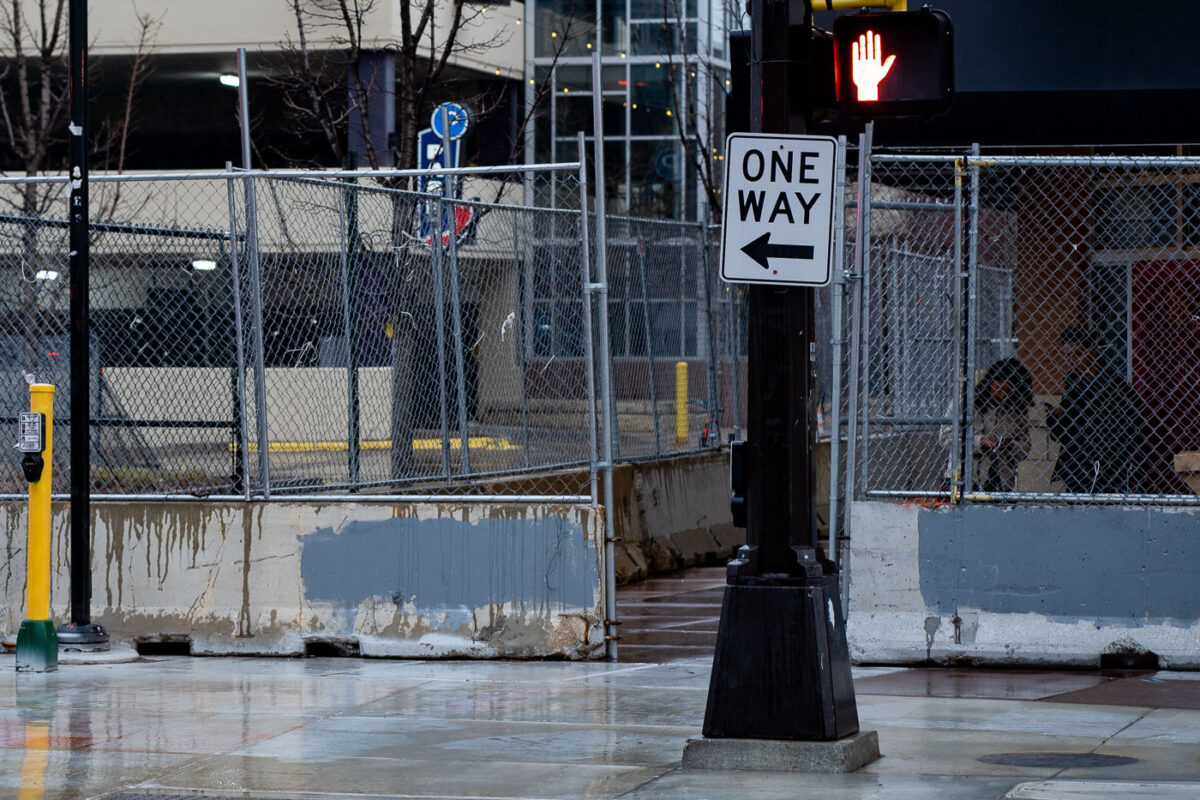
xmin=557 ymin=303 xmax=584 ymax=356
xmin=601 ymin=64 xmax=627 ymax=93
xmin=608 ymin=303 xmax=628 ymax=355
xmin=630 ymin=65 xmax=680 ymax=135
xmin=533 ymin=257 xmax=555 ymax=299
xmin=629 ymin=140 xmax=680 ymax=217
xmin=532 ymin=301 xmax=553 ymax=356
xmin=684 ymin=302 xmax=698 ymax=356
xmin=628 ymin=300 xmax=648 ymax=356
xmin=535 ymin=0 xmax=597 ymax=58
xmin=649 ymin=301 xmax=682 ymax=355
xmin=554 ymin=136 xmax=579 ymax=164
xmin=605 ymin=140 xmax=628 ymax=214
xmin=601 ymin=0 xmax=628 ymax=54
xmin=630 ymin=21 xmax=679 ymax=55
xmin=555 ymin=65 xmax=594 ymax=92
xmin=555 ymin=95 xmax=594 ymax=140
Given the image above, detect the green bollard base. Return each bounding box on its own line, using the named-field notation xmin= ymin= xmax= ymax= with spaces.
xmin=15 ymin=620 xmax=58 ymax=673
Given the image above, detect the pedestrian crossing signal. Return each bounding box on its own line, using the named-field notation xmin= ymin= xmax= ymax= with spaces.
xmin=833 ymin=8 xmax=953 ymax=118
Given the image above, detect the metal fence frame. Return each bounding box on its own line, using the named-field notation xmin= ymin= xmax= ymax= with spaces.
xmin=831 ymin=142 xmax=1200 ymax=561
xmin=0 ymin=163 xmax=746 ymax=505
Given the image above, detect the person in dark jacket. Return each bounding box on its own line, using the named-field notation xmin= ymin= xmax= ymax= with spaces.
xmin=1046 ymin=326 xmax=1146 ymax=494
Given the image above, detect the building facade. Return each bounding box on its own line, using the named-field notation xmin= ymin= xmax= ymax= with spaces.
xmin=524 ymin=0 xmax=734 ymax=220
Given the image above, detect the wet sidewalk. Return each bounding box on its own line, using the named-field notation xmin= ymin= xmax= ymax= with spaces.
xmin=3 ymin=647 xmax=1200 ymax=799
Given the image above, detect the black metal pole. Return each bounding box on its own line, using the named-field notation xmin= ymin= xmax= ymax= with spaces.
xmin=743 ymin=0 xmax=820 ymax=573
xmin=61 ymin=0 xmax=107 ymax=648
xmin=699 ymin=0 xmax=859 ymax=743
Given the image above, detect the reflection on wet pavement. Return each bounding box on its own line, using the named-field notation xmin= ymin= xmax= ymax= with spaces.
xmin=2 ymin=565 xmax=1200 ymax=798
xmin=617 ymin=566 xmax=724 ymax=662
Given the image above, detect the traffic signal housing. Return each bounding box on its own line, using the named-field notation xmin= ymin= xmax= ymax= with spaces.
xmin=833 ymin=8 xmax=954 ymax=118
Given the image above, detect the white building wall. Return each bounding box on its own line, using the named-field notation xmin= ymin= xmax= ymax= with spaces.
xmin=86 ymin=0 xmax=524 ymax=77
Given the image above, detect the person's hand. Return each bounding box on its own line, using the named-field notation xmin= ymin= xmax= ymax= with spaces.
xmin=851 ymin=31 xmax=896 ymax=102
xmin=979 ymin=435 xmax=999 ymax=452
xmin=1046 ymin=404 xmax=1064 ymax=419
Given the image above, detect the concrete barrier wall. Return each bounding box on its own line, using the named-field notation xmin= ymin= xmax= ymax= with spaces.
xmin=847 ymin=500 xmax=1200 ymax=668
xmin=603 ymin=450 xmax=745 ymax=583
xmin=1 ymin=501 xmax=605 ymax=658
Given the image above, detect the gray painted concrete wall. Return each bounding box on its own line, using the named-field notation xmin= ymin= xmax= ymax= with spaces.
xmin=1 ymin=502 xmax=605 ymax=658
xmin=846 ymin=500 xmax=1200 ymax=667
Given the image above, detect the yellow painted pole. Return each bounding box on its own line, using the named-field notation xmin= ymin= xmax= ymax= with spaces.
xmin=17 ymin=721 xmax=49 ymax=800
xmin=675 ymin=362 xmax=688 ymax=445
xmin=16 ymin=383 xmax=57 ymax=673
xmin=27 ymin=385 xmax=52 ymax=620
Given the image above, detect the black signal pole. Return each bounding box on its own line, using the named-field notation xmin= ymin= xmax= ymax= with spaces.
xmin=59 ymin=0 xmax=108 ymax=649
xmin=694 ymin=0 xmax=865 ymax=748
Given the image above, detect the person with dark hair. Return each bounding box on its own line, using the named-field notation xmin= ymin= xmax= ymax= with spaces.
xmin=939 ymin=356 xmax=1033 ymax=492
xmin=971 ymin=357 xmax=1034 ymax=492
xmin=1047 ymin=326 xmax=1145 ymax=494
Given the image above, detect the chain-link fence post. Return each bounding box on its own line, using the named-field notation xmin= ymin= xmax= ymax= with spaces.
xmin=244 ymin=174 xmax=271 ymax=498
xmin=578 ymin=132 xmax=601 ymax=506
xmin=699 ymin=210 xmax=720 ymax=447
xmin=442 ymin=110 xmax=472 ymax=476
xmin=592 ymin=52 xmax=618 ymax=661
xmin=948 ymin=156 xmax=966 ymax=498
xmin=845 ymin=125 xmax=873 ymax=525
xmin=828 ymin=136 xmax=849 ymax=568
xmin=432 ymin=191 xmax=452 ymax=479
xmin=513 ymin=209 xmax=532 ymax=470
xmin=962 ymin=143 xmax=983 ymax=497
xmin=225 ymin=164 xmax=251 ymax=500
xmin=635 ymin=238 xmax=661 ymax=455
xmin=389 ymin=191 xmax=415 ymax=483
xmin=339 ymin=164 xmax=361 ymax=488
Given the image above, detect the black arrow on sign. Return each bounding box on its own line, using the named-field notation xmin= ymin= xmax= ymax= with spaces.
xmin=741 ymin=231 xmax=814 ymax=270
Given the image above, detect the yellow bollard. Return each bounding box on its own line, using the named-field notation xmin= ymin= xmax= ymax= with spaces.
xmin=675 ymin=361 xmax=688 ymax=445
xmin=15 ymin=383 xmax=56 ymax=673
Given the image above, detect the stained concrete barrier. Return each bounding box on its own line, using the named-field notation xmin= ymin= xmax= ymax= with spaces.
xmin=0 ymin=501 xmax=605 ymax=658
xmin=476 ymin=449 xmax=750 ymax=585
xmin=847 ymin=499 xmax=1200 ymax=668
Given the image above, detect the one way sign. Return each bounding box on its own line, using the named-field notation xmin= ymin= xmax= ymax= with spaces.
xmin=720 ymin=133 xmax=837 ymax=287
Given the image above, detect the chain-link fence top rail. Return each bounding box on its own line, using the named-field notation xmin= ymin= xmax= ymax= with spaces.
xmin=0 ymin=165 xmax=609 ymax=498
xmin=854 ymin=151 xmax=1200 ymax=504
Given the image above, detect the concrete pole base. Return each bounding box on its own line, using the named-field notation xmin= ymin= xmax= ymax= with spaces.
xmin=15 ymin=619 xmax=58 ymax=673
xmin=682 ymin=730 xmax=880 ymax=773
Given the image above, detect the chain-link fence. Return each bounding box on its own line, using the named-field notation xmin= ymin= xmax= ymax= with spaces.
xmin=0 ymin=164 xmax=742 ymax=499
xmin=841 ymin=148 xmax=1200 ymax=507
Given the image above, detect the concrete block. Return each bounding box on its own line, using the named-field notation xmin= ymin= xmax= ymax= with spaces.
xmin=670 ymin=527 xmax=720 ymax=566
xmin=646 ymin=535 xmax=684 ymax=573
xmin=709 ymin=522 xmax=746 ymax=555
xmin=681 ymin=730 xmax=880 ymax=773
xmin=613 ymin=541 xmax=649 ymax=584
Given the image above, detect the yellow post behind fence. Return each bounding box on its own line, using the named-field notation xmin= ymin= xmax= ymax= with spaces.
xmin=675 ymin=362 xmax=688 ymax=445
xmin=16 ymin=383 xmax=56 ymax=673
